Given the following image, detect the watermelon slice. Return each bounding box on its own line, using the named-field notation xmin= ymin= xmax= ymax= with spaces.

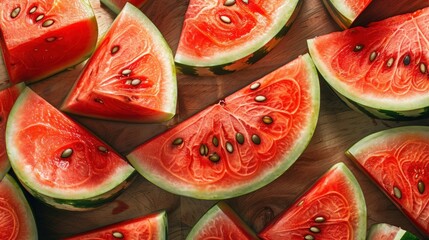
xmin=175 ymin=0 xmax=302 ymax=75
xmin=346 ymin=126 xmax=429 ymax=236
xmin=308 ymin=7 xmax=429 ymax=120
xmin=64 ymin=210 xmax=167 ymax=239
xmin=61 ymin=3 xmax=177 ymax=123
xmin=322 ymin=0 xmax=372 ymax=29
xmin=258 ymin=162 xmax=367 ymax=240
xmin=101 ymin=0 xmax=148 ymax=14
xmin=0 ymin=174 xmax=37 ymax=240
xmin=0 ymin=83 xmax=24 ymax=179
xmin=0 ymin=0 xmax=98 ymax=84
xmin=367 ymin=223 xmax=419 ymax=240
xmin=6 ymin=87 xmax=136 ymax=211
xmin=127 ymin=54 xmax=319 ymax=199
xmin=186 ymin=202 xmax=259 ymax=240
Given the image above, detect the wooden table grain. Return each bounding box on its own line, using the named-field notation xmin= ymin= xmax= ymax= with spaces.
xmin=2 ymin=0 xmax=429 ymax=239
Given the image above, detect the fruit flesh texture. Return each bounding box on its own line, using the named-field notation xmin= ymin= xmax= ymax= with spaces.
xmin=0 ymin=84 xmax=23 ymax=179
xmin=259 ymin=163 xmax=366 ymax=240
xmin=64 ymin=211 xmax=167 ymax=240
xmin=61 ymin=3 xmax=177 ymax=123
xmin=308 ymin=7 xmax=429 ymax=112
xmin=127 ymin=54 xmax=319 ymax=199
xmin=186 ymin=202 xmax=259 ymax=240
xmin=0 ymin=0 xmax=97 ymax=84
xmin=6 ymin=87 xmax=135 ymax=200
xmin=175 ymin=0 xmax=301 ymax=67
xmin=347 ymin=126 xmax=429 ymax=236
xmin=0 ymin=175 xmax=37 ymax=240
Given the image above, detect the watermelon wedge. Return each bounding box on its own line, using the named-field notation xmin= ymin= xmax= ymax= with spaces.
xmin=258 ymin=162 xmax=367 ymax=240
xmin=367 ymin=223 xmax=419 ymax=240
xmin=0 ymin=0 xmax=98 ymax=84
xmin=6 ymin=87 xmax=136 ymax=211
xmin=64 ymin=210 xmax=167 ymax=239
xmin=127 ymin=54 xmax=320 ymax=199
xmin=61 ymin=3 xmax=177 ymax=123
xmin=322 ymin=0 xmax=372 ymax=29
xmin=0 ymin=174 xmax=37 ymax=240
xmin=175 ymin=0 xmax=302 ymax=75
xmin=186 ymin=202 xmax=259 ymax=240
xmin=101 ymin=0 xmax=148 ymax=14
xmin=346 ymin=126 xmax=429 ymax=236
xmin=0 ymin=83 xmax=24 ymax=179
xmin=308 ymin=7 xmax=429 ymax=120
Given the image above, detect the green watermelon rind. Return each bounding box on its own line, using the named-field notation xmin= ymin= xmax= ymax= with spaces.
xmin=367 ymin=223 xmax=420 ymax=240
xmin=0 ymin=83 xmax=26 ymax=180
xmin=346 ymin=126 xmax=429 ymax=157
xmin=100 ymin=0 xmax=123 ymax=14
xmin=321 ymin=0 xmax=359 ymax=29
xmin=333 ymin=87 xmax=429 ymax=120
xmin=1 ymin=174 xmax=38 ymax=239
xmin=336 ymin=162 xmax=367 ymax=239
xmin=307 ymin=38 xmax=429 ymax=120
xmin=185 ymin=202 xmax=259 ymax=240
xmin=175 ymin=0 xmax=302 ymax=76
xmin=127 ymin=54 xmax=320 ymax=200
xmin=6 ymin=88 xmax=137 ymax=211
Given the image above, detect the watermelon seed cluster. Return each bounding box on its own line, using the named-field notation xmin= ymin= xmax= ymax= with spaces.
xmin=354 ymin=43 xmax=429 ymax=75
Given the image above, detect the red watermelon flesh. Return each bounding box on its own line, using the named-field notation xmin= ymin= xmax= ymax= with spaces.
xmin=61 ymin=3 xmax=177 ymax=123
xmin=346 ymin=126 xmax=429 ymax=236
xmin=0 ymin=174 xmax=37 ymax=240
xmin=0 ymin=0 xmax=98 ymax=84
xmin=64 ymin=210 xmax=167 ymax=239
xmin=127 ymin=54 xmax=320 ymax=199
xmin=0 ymin=83 xmax=23 ymax=179
xmin=308 ymin=7 xmax=429 ymax=112
xmin=258 ymin=162 xmax=367 ymax=240
xmin=6 ymin=87 xmax=135 ymax=210
xmin=186 ymin=202 xmax=259 ymax=240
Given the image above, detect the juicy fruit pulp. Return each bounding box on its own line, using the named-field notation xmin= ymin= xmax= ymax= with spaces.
xmin=186 ymin=202 xmax=259 ymax=240
xmin=6 ymin=87 xmax=136 ymax=210
xmin=0 ymin=175 xmax=37 ymax=240
xmin=175 ymin=0 xmax=302 ymax=75
xmin=64 ymin=210 xmax=167 ymax=239
xmin=367 ymin=223 xmax=419 ymax=240
xmin=322 ymin=0 xmax=372 ymax=29
xmin=308 ymin=7 xmax=429 ymax=120
xmin=61 ymin=3 xmax=177 ymax=123
xmin=0 ymin=83 xmax=23 ymax=179
xmin=259 ymin=162 xmax=367 ymax=240
xmin=101 ymin=0 xmax=147 ymax=14
xmin=127 ymin=54 xmax=320 ymax=199
xmin=0 ymin=0 xmax=98 ymax=84
xmin=346 ymin=126 xmax=429 ymax=236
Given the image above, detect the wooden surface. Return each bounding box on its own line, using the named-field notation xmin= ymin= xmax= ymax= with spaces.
xmin=2 ymin=0 xmax=429 ymax=239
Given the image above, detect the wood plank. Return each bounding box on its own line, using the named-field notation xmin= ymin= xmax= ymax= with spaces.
xmin=1 ymin=0 xmax=428 ymax=239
